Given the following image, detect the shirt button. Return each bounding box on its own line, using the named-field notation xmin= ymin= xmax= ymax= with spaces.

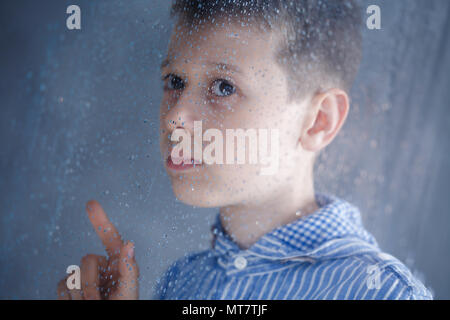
xmin=233 ymin=256 xmax=247 ymax=270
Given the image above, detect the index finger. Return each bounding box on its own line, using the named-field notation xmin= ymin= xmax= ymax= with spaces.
xmin=86 ymin=200 xmax=124 ymax=257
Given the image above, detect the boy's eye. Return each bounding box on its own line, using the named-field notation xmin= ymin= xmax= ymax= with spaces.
xmin=211 ymin=79 xmax=236 ymax=97
xmin=164 ymin=74 xmax=185 ymax=90
xmin=162 ymin=74 xmax=236 ymax=98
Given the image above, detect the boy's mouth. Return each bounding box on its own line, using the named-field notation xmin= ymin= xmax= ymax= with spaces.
xmin=166 ymin=155 xmax=202 ymax=171
xmin=165 ymin=146 xmax=202 ymax=171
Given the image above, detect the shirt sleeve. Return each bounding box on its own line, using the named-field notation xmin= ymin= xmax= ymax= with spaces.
xmin=408 ymin=291 xmax=434 ymax=300
xmin=369 ymin=264 xmax=434 ymax=300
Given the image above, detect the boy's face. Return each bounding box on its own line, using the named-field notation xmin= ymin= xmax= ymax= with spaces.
xmin=159 ymin=20 xmax=314 ymax=208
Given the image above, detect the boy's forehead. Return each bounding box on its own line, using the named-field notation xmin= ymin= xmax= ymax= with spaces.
xmin=162 ymin=22 xmax=278 ymax=73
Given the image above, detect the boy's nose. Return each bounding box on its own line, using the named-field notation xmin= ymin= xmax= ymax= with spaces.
xmin=163 ymin=102 xmax=197 ymax=137
xmin=163 ymin=89 xmax=206 ymax=136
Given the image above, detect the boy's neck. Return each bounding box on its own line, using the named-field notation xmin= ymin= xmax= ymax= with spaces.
xmin=219 ymin=178 xmax=319 ymax=250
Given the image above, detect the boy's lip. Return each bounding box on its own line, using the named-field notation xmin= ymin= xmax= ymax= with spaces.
xmin=165 ymin=144 xmax=203 ymax=170
xmin=165 ymin=155 xmax=202 ymax=171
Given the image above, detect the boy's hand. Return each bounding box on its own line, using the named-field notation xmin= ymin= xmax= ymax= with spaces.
xmin=57 ymin=200 xmax=139 ymax=300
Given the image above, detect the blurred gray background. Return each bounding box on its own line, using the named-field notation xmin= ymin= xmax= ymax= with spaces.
xmin=0 ymin=0 xmax=449 ymax=299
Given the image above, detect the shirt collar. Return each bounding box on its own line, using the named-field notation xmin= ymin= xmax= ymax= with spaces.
xmin=211 ymin=192 xmax=379 ymax=262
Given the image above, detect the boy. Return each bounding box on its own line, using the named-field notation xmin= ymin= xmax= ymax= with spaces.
xmin=57 ymin=0 xmax=433 ymax=300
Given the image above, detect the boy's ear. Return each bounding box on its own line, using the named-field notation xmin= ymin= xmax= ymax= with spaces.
xmin=300 ymin=88 xmax=349 ymax=152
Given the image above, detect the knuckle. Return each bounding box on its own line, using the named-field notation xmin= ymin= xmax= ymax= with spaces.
xmin=57 ymin=277 xmax=67 ymax=288
xmin=83 ymin=288 xmax=100 ymax=300
xmin=57 ymin=279 xmax=70 ymax=299
xmin=81 ymin=254 xmax=96 ymax=264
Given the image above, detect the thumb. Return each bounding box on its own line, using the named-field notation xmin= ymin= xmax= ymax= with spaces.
xmin=114 ymin=241 xmax=139 ymax=300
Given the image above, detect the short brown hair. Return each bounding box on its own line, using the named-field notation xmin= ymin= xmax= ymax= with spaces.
xmin=169 ymin=0 xmax=363 ymax=103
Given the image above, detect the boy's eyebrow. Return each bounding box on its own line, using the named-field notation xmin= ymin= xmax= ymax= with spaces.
xmin=160 ymin=58 xmax=242 ymax=75
xmin=207 ymin=61 xmax=242 ymax=74
xmin=160 ymin=57 xmax=171 ymax=70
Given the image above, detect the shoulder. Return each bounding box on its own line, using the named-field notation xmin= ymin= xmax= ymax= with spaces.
xmin=363 ymin=251 xmax=433 ymax=300
xmin=314 ymin=250 xmax=434 ymax=300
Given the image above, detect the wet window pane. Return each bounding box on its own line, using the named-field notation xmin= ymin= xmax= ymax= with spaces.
xmin=0 ymin=0 xmax=449 ymax=300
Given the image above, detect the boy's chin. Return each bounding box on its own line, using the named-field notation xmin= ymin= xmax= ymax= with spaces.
xmin=170 ymin=182 xmax=229 ymax=208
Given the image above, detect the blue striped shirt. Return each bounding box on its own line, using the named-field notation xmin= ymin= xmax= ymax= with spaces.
xmin=154 ymin=193 xmax=433 ymax=300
